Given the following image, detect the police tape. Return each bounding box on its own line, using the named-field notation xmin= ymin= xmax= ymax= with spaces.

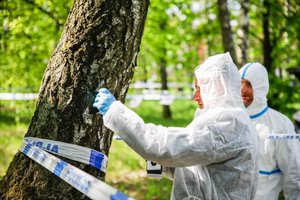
xmin=268 ymin=134 xmax=300 ymax=140
xmin=113 ymin=135 xmax=123 ymax=140
xmin=24 ymin=137 xmax=108 ymax=173
xmin=20 ymin=140 xmax=133 ymax=200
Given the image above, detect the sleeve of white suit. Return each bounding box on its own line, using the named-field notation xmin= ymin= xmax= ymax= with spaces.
xmin=276 ymin=118 xmax=300 ymax=199
xmin=103 ymin=101 xmax=252 ymax=167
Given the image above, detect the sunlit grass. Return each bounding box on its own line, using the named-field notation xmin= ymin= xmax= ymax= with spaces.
xmin=0 ymin=126 xmax=27 ymax=177
xmin=106 ymin=140 xmax=173 ymax=199
xmin=0 ymin=101 xmax=33 ymax=178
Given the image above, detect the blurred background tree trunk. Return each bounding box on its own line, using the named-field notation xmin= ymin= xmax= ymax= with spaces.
xmin=240 ymin=0 xmax=249 ymax=65
xmin=160 ymin=56 xmax=172 ymax=119
xmin=0 ymin=0 xmax=149 ymax=199
xmin=262 ymin=0 xmax=273 ymax=72
xmin=217 ymin=0 xmax=237 ymax=64
xmin=159 ymin=22 xmax=172 ymax=119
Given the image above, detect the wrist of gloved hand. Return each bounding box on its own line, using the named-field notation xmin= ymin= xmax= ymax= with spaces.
xmin=93 ymin=88 xmax=116 ymax=116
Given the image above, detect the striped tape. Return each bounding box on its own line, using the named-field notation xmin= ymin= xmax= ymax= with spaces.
xmin=20 ymin=142 xmax=133 ymax=200
xmin=24 ymin=137 xmax=108 ymax=173
xmin=113 ymin=135 xmax=123 ymax=140
xmin=268 ymin=134 xmax=300 ymax=140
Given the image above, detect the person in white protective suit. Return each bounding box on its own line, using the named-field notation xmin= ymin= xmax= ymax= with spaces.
xmin=239 ymin=62 xmax=300 ymax=200
xmin=93 ymin=52 xmax=259 ymax=199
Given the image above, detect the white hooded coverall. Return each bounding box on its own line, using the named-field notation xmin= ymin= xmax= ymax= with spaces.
xmin=104 ymin=53 xmax=259 ymax=199
xmin=240 ymin=62 xmax=300 ymax=200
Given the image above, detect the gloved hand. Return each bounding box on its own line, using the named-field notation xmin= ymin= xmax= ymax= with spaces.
xmin=93 ymin=88 xmax=116 ymax=116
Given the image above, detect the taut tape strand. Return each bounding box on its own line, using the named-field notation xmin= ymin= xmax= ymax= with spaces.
xmin=24 ymin=137 xmax=108 ymax=173
xmin=20 ymin=141 xmax=133 ymax=200
xmin=268 ymin=134 xmax=300 ymax=140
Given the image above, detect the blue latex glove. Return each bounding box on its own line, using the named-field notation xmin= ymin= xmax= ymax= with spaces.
xmin=93 ymin=88 xmax=116 ymax=116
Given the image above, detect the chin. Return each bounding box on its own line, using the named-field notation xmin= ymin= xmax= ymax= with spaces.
xmin=244 ymin=103 xmax=251 ymax=108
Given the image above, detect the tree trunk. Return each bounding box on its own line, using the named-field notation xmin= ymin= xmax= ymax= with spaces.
xmin=217 ymin=0 xmax=237 ymax=64
xmin=240 ymin=0 xmax=249 ymax=65
xmin=0 ymin=0 xmax=149 ymax=199
xmin=262 ymin=0 xmax=273 ymax=72
xmin=204 ymin=0 xmax=213 ymax=56
xmin=160 ymin=57 xmax=172 ymax=119
xmin=159 ymin=21 xmax=171 ymax=119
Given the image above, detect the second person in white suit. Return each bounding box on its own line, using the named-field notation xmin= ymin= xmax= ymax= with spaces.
xmin=240 ymin=62 xmax=300 ymax=200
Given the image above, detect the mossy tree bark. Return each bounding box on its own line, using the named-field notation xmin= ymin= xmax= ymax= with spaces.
xmin=0 ymin=0 xmax=149 ymax=199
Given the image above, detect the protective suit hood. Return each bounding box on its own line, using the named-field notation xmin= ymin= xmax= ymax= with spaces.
xmin=239 ymin=62 xmax=269 ymax=115
xmin=195 ymin=52 xmax=244 ymax=110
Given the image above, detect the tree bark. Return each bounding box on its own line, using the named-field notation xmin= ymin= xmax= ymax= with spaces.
xmin=160 ymin=57 xmax=172 ymax=119
xmin=262 ymin=0 xmax=272 ymax=71
xmin=159 ymin=22 xmax=171 ymax=119
xmin=239 ymin=0 xmax=249 ymax=65
xmin=204 ymin=0 xmax=213 ymax=56
xmin=0 ymin=0 xmax=149 ymax=199
xmin=217 ymin=0 xmax=237 ymax=64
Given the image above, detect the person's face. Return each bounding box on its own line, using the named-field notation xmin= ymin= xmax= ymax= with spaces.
xmin=241 ymin=79 xmax=254 ymax=107
xmin=193 ymin=78 xmax=204 ymax=109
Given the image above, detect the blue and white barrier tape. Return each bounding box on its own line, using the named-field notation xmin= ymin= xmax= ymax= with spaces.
xmin=24 ymin=137 xmax=108 ymax=173
xmin=20 ymin=142 xmax=133 ymax=200
xmin=113 ymin=135 xmax=123 ymax=140
xmin=268 ymin=134 xmax=300 ymax=140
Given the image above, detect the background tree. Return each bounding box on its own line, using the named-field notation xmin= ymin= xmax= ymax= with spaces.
xmin=0 ymin=0 xmax=71 ymax=92
xmin=217 ymin=0 xmax=237 ymax=63
xmin=239 ymin=0 xmax=249 ymax=65
xmin=262 ymin=0 xmax=272 ymax=71
xmin=0 ymin=0 xmax=149 ymax=199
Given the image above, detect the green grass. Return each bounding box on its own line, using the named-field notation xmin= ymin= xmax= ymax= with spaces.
xmin=0 ymin=101 xmax=34 ymax=177
xmin=0 ymin=126 xmax=27 ymax=176
xmin=0 ymin=99 xmax=197 ymax=199
xmin=106 ymin=140 xmax=173 ymax=199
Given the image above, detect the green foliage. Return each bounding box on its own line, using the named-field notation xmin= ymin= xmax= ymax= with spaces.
xmin=268 ymin=74 xmax=300 ymax=118
xmin=0 ymin=0 xmax=71 ymax=92
xmin=137 ymin=0 xmax=206 ymax=84
xmin=1 ymin=0 xmax=299 ymax=114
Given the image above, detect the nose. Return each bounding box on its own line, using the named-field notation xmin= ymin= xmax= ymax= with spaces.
xmin=241 ymin=84 xmax=247 ymax=95
xmin=194 ymin=91 xmax=199 ymax=101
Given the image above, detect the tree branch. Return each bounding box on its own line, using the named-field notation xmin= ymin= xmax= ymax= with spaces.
xmin=22 ymin=0 xmax=63 ymax=28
